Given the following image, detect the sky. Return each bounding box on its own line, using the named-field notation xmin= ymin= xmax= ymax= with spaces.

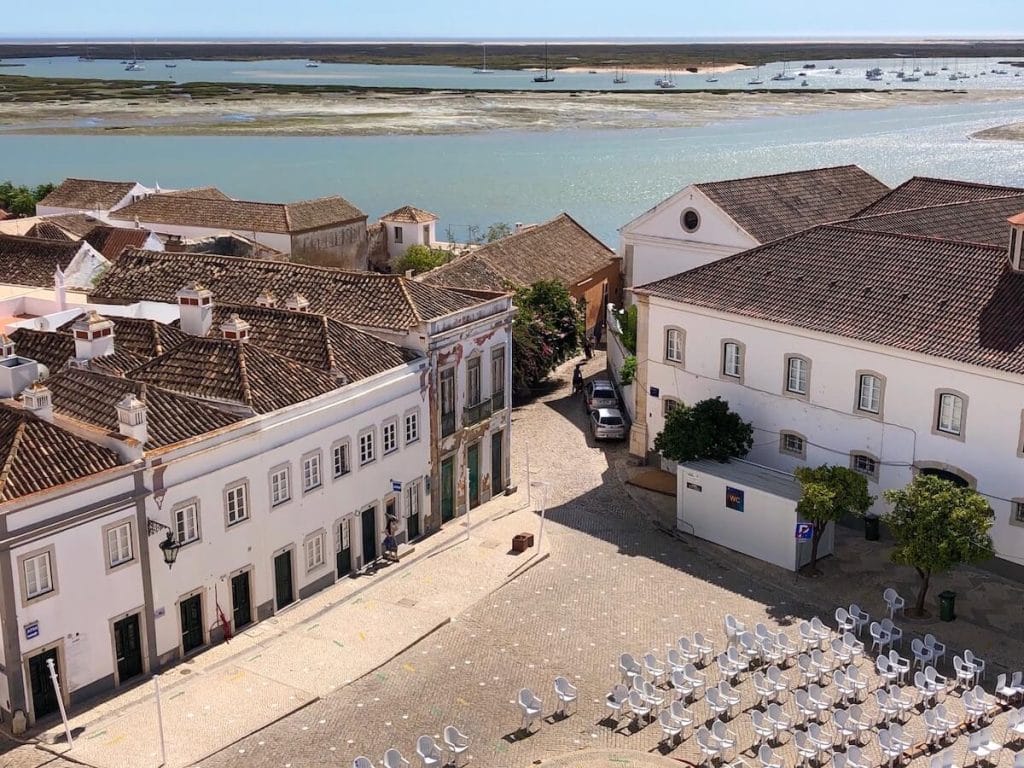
xmin=4 ymin=0 xmax=1023 ymax=39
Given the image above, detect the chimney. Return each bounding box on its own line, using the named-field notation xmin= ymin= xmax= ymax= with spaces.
xmin=514 ymin=222 xmax=524 ymax=233
xmin=54 ymin=267 xmax=67 ymax=312
xmin=176 ymin=282 xmax=214 ymax=336
xmin=1009 ymin=212 xmax=1024 ymax=271
xmin=115 ymin=391 xmax=147 ymax=444
xmin=220 ymin=312 xmax=251 ymax=342
xmin=23 ymin=382 xmax=53 ymax=421
xmin=255 ymin=290 xmax=276 ymax=308
xmin=71 ymin=310 xmax=115 ymax=360
xmin=285 ymin=292 xmax=310 ymax=313
xmin=0 ymin=333 xmax=13 ymax=361
xmin=404 ymin=269 xmax=414 ymax=279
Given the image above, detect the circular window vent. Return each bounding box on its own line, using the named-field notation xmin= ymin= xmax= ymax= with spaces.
xmin=681 ymin=208 xmax=700 ymax=233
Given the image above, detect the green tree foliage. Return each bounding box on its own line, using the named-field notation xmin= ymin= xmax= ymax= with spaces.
xmin=0 ymin=180 xmax=54 ymax=217
xmin=620 ymin=355 xmax=637 ymax=385
xmin=485 ymin=222 xmax=513 ymax=242
xmin=395 ymin=244 xmax=452 ymax=276
xmin=794 ymin=465 xmax=874 ymax=572
xmin=653 ymin=397 xmax=753 ymax=463
xmin=883 ymin=474 xmax=994 ymax=614
xmin=512 ymin=280 xmax=583 ymax=393
xmin=618 ymin=304 xmax=638 ymax=354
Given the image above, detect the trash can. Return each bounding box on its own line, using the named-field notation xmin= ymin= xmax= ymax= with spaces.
xmin=864 ymin=515 xmax=880 ymax=541
xmin=939 ymin=590 xmax=956 ymax=622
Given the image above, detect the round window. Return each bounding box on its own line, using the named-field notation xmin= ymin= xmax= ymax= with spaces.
xmin=681 ymin=209 xmax=700 ymax=233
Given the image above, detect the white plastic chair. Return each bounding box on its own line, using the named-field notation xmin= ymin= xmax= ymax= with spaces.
xmin=753 ymin=671 xmax=775 ymax=707
xmin=915 ymin=670 xmax=938 ymax=708
xmin=644 ymin=651 xmax=667 ymax=685
xmin=1004 ymin=708 xmax=1024 ymax=742
xmin=811 ymin=649 xmax=831 ymax=679
xmin=878 ymin=729 xmax=902 ymax=768
xmin=766 ymin=702 xmax=792 ymax=741
xmin=964 ymin=650 xmax=987 ymax=682
xmin=889 ymin=722 xmax=913 ymax=751
xmin=930 ymin=750 xmax=955 ymax=768
xmin=658 ymin=709 xmax=683 ymax=745
xmin=888 ymin=650 xmax=910 ymax=685
xmin=605 ymin=684 xmax=628 ymax=722
xmin=954 ymin=655 xmax=977 ymax=689
xmin=799 ymin=622 xmax=818 ymax=652
xmin=415 ymin=735 xmax=443 ymax=768
xmin=683 ymin=663 xmax=707 ymax=698
xmin=808 ymin=683 xmax=832 ymax=720
xmin=849 ymin=604 xmax=870 ymax=636
xmin=795 ymin=689 xmax=818 ymax=724
xmin=671 ymin=669 xmax=695 ymax=702
xmin=676 ymin=636 xmax=700 ymax=665
xmin=966 ymin=730 xmax=996 ymax=765
xmin=888 ymin=685 xmax=913 ymax=720
xmin=442 ymin=726 xmax=469 ymax=768
xmin=923 ymin=709 xmax=946 ymax=748
xmin=874 ymin=689 xmax=898 ymax=725
xmin=384 ymin=748 xmax=411 ymax=768
xmin=798 ymin=654 xmax=818 ymax=687
xmin=911 ymin=638 xmax=934 ymax=671
xmin=669 ymin=699 xmax=693 ymax=737
xmin=835 ymin=607 xmax=856 ymax=635
xmin=751 ymin=709 xmax=775 ymax=745
xmin=738 ymin=632 xmax=760 ymax=663
xmin=518 ymin=688 xmax=542 ymax=732
xmin=628 ymin=688 xmax=651 ymax=724
xmin=693 ymin=631 xmax=714 ymax=664
xmin=794 ymin=730 xmax=818 ymax=768
xmin=846 ymin=745 xmax=870 ymax=768
xmin=808 ymin=722 xmax=835 ymax=759
xmin=883 ymin=588 xmax=905 ymax=619
xmin=554 ymin=676 xmax=578 ymax=715
xmin=935 ymin=703 xmax=957 ymax=737
xmin=697 ymin=726 xmax=722 ymax=766
xmin=831 ymin=638 xmax=852 ymax=667
xmin=724 ymin=614 xmax=746 ymax=646
xmin=758 ymin=744 xmax=782 ymax=768
xmin=979 ymin=726 xmax=1001 ymax=757
xmin=776 ymin=632 xmax=799 ymax=664
xmin=924 ymin=633 xmax=946 ymax=666
xmin=706 ymin=687 xmax=729 ymax=720
xmin=711 ymin=719 xmax=738 ymax=758
xmin=810 ymin=616 xmax=831 ymax=645
xmin=766 ymin=665 xmax=789 ymax=700
xmin=642 ymin=680 xmax=665 ymax=713
xmin=876 ymin=655 xmax=898 ymax=687
xmin=619 ymin=652 xmax=642 ymax=685
xmin=718 ymin=681 xmax=741 ymax=717
xmin=971 ymin=685 xmax=996 ymax=720
xmin=834 ymin=709 xmax=859 ymax=747
xmin=963 ymin=690 xmax=986 ymax=725
xmin=353 ymin=758 xmax=374 ymax=768
xmin=845 ymin=664 xmax=868 ymax=700
xmin=761 ymin=637 xmax=784 ymax=666
xmin=833 ymin=669 xmax=855 ymax=705
xmin=925 ymin=665 xmax=949 ymax=698
xmin=842 ymin=631 xmax=865 ymax=661
xmin=880 ymin=618 xmax=903 ymax=650
xmin=869 ymin=622 xmax=891 ymax=654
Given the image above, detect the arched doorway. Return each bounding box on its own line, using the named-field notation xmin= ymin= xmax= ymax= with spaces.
xmin=919 ymin=467 xmax=969 ymax=488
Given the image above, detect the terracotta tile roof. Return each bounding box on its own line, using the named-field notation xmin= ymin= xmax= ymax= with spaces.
xmin=199 ymin=305 xmax=419 ymax=380
xmin=1010 ymin=212 xmax=1024 ymax=226
xmin=854 ymin=176 xmax=1024 ymax=217
xmin=39 ymin=213 xmax=104 ymax=238
xmin=841 ymin=194 xmax=1024 ymax=246
xmin=81 ymin=225 xmax=152 ymax=260
xmin=0 ymin=401 xmax=121 ymax=502
xmin=381 ymin=205 xmax=438 ymax=223
xmin=46 ymin=368 xmax=241 ymax=449
xmin=24 ymin=221 xmax=74 ymax=241
xmin=420 ymin=213 xmax=615 ymax=292
xmin=10 ymin=327 xmax=149 ymax=375
xmin=128 ymin=337 xmax=339 ymax=413
xmin=38 ymin=179 xmax=137 ymax=211
xmin=694 ymin=165 xmax=890 ymax=244
xmin=637 ymin=224 xmax=1024 ymax=375
xmin=161 ymin=187 xmax=231 ymax=200
xmin=0 ymin=235 xmax=83 ymax=288
xmin=109 ymin=194 xmax=365 ymax=233
xmin=56 ymin=314 xmax=189 ymax=358
xmin=91 ymin=250 xmax=486 ymax=331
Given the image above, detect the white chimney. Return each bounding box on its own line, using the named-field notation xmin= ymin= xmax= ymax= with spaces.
xmin=0 ymin=336 xmax=40 ymax=399
xmin=285 ymin=292 xmax=310 ymax=313
xmin=0 ymin=334 xmax=13 ymax=361
xmin=220 ymin=313 xmax=251 ymax=342
xmin=255 ymin=290 xmax=276 ymax=308
xmin=514 ymin=222 xmax=524 ymax=233
xmin=54 ymin=267 xmax=67 ymax=312
xmin=115 ymin=392 xmax=147 ymax=444
xmin=176 ymin=282 xmax=214 ymax=336
xmin=23 ymin=382 xmax=53 ymax=421
xmin=71 ymin=310 xmax=115 ymax=360
xmin=1009 ymin=212 xmax=1024 ymax=271
xmin=405 ymin=269 xmax=414 ymax=279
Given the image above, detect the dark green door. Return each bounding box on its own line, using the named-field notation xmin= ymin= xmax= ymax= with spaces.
xmin=361 ymin=506 xmax=377 ymax=564
xmin=491 ymin=431 xmax=504 ymax=496
xmin=180 ymin=594 xmax=203 ymax=654
xmin=113 ymin=614 xmax=144 ymax=683
xmin=467 ymin=443 xmax=480 ymax=509
xmin=27 ymin=648 xmax=59 ymax=720
xmin=274 ymin=551 xmax=294 ymax=609
xmin=407 ymin=488 xmax=421 ymax=540
xmin=337 ymin=519 xmax=352 ymax=577
xmin=231 ymin=571 xmax=252 ymax=630
xmin=440 ymin=458 xmax=455 ymax=522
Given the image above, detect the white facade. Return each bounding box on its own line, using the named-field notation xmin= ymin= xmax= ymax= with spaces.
xmin=635 ymin=292 xmax=1024 ymax=570
xmin=382 ymin=217 xmax=437 ymax=264
xmin=619 ymin=185 xmax=758 ymax=291
xmin=36 ymin=182 xmax=156 ymax=218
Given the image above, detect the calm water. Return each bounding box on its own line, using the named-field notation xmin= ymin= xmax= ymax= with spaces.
xmin=3 ymin=98 xmax=1024 ymax=244
xmin=4 ymin=55 xmax=1024 ymax=91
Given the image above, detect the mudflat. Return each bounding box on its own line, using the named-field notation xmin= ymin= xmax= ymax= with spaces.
xmin=972 ymin=122 xmax=1024 ymax=141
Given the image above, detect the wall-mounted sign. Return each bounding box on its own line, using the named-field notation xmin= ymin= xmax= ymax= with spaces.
xmin=154 ymin=607 xmax=166 ymax=620
xmin=725 ymin=486 xmax=745 ymax=512
xmin=391 ymin=480 xmax=403 ymax=493
xmin=649 ymin=386 xmax=660 ymax=397
xmin=686 ymin=482 xmax=703 ymax=492
xmin=24 ymin=621 xmax=39 ymax=640
xmin=795 ymin=523 xmax=814 ymax=541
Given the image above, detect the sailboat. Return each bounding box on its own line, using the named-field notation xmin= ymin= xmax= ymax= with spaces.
xmin=747 ymin=66 xmax=764 ymax=85
xmin=612 ymin=66 xmax=628 ymax=84
xmin=771 ymin=62 xmax=795 ymax=81
xmin=705 ymin=52 xmax=719 ymax=83
xmin=124 ymin=43 xmax=145 ymax=71
xmin=532 ymin=43 xmax=555 ymax=83
xmin=474 ymin=44 xmax=493 ymax=74
xmin=656 ymin=70 xmax=676 ymax=88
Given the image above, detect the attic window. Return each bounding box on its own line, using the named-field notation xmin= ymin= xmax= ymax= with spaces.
xmin=680 ymin=208 xmax=701 ymax=233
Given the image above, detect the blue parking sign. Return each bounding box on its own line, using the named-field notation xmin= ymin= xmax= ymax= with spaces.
xmin=795 ymin=523 xmax=814 ymax=540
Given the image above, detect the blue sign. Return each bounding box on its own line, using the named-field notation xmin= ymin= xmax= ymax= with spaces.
xmin=725 ymin=486 xmax=745 ymax=512
xmin=795 ymin=523 xmax=814 ymax=541
xmin=24 ymin=621 xmax=39 ymax=640
xmin=391 ymin=480 xmax=402 ymax=493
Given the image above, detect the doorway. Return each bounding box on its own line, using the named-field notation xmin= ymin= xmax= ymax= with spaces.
xmin=440 ymin=457 xmax=455 ymax=522
xmin=337 ymin=518 xmax=352 ymax=577
xmin=407 ymin=484 xmax=421 ymax=540
xmin=491 ymin=431 xmax=504 ymax=496
xmin=273 ymin=550 xmax=294 ymax=610
xmin=113 ymin=614 xmax=144 ymax=684
xmin=919 ymin=467 xmax=969 ymax=488
xmin=231 ymin=571 xmax=252 ymax=631
xmin=467 ymin=443 xmax=480 ymax=509
xmin=179 ymin=594 xmax=204 ymax=654
xmin=27 ymin=648 xmax=60 ymax=720
xmin=361 ymin=505 xmax=377 ymax=565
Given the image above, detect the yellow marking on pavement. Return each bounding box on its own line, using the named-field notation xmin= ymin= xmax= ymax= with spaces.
xmin=105 ymin=734 xmax=126 ymax=746
xmin=457 ymin=697 xmax=469 ymax=706
xmin=358 ymin=631 xmax=366 ymax=642
xmin=403 ymin=663 xmax=415 ymax=673
xmin=228 ymin=670 xmax=246 ymax=681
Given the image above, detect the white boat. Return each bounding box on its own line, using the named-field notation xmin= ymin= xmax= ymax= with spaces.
xmin=656 ymin=71 xmax=676 ymax=88
xmin=612 ymin=66 xmax=628 ymax=84
xmin=901 ymin=74 xmax=920 ymax=82
xmin=305 ymin=62 xmax=319 ymax=68
xmin=705 ymin=52 xmax=719 ymax=82
xmin=748 ymin=66 xmax=764 ymax=85
xmin=473 ymin=44 xmax=493 ymax=74
xmin=124 ymin=42 xmax=144 ymax=71
xmin=771 ymin=71 xmax=795 ymax=81
xmin=924 ymin=69 xmax=937 ymax=77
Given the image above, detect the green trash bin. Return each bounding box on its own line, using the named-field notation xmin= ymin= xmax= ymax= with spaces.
xmin=939 ymin=590 xmax=956 ymax=622
xmin=864 ymin=515 xmax=880 ymax=541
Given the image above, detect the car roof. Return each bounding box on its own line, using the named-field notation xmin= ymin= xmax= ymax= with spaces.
xmin=590 ymin=380 xmax=614 ymax=389
xmin=595 ymin=407 xmax=623 ymax=417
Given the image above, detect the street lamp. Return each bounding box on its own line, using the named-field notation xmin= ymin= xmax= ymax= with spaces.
xmin=158 ymin=531 xmax=181 ymax=568
xmin=529 ymin=480 xmax=550 ymax=553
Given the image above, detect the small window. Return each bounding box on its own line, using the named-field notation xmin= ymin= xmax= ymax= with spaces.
xmin=359 ymin=429 xmax=376 ymax=465
xmin=423 ymin=225 xmax=430 ymax=242
xmin=270 ymin=466 xmax=291 ymax=506
xmin=663 ymin=398 xmax=681 ymax=417
xmin=491 ymin=346 xmax=506 ymax=408
xmin=665 ymin=328 xmax=684 ymax=363
xmin=785 ymin=355 xmax=810 ymax=396
xmin=382 ymin=419 xmax=399 ymax=455
xmin=175 ymin=502 xmax=200 ymax=545
xmin=225 ymin=482 xmax=249 ymax=526
xmin=722 ymin=342 xmax=742 ymax=378
xmin=937 ymin=392 xmax=964 ymax=435
xmin=304 ymin=533 xmax=325 ymax=572
xmin=302 ymin=453 xmax=322 ymax=492
xmin=1014 ymin=501 xmax=1024 ymax=524
xmin=394 ymin=226 xmax=403 ymax=244
xmin=405 ymin=410 xmax=419 ymax=444
xmin=106 ymin=522 xmax=134 ymax=568
xmin=467 ymin=357 xmax=482 ymax=406
xmin=332 ymin=440 xmax=351 ymax=478
xmin=851 ymin=453 xmax=879 ymax=480
xmin=680 ymin=208 xmax=701 ymax=233
xmin=857 ymin=374 xmax=882 ymax=414
xmin=780 ymin=431 xmax=806 ymax=458
xmin=24 ymin=552 xmax=53 ymax=600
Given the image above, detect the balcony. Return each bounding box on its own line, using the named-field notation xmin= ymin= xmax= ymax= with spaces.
xmin=463 ymin=399 xmax=493 ymax=427
xmin=491 ymin=391 xmax=506 ymax=412
xmin=441 ymin=411 xmax=456 ymax=437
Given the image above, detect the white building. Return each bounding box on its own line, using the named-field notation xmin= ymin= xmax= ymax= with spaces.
xmin=631 ymin=189 xmax=1024 ymax=576
xmin=380 ymin=205 xmax=439 ymax=267
xmin=618 ymin=165 xmax=889 ymax=290
xmin=36 ymin=178 xmax=158 ymax=217
xmin=0 ymin=234 xmax=110 ymax=294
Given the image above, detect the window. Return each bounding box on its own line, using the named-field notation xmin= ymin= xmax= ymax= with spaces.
xmin=440 ymin=367 xmax=456 ymax=437
xmin=359 ymin=429 xmax=376 ymax=465
xmin=857 ymin=373 xmax=883 ymax=414
xmin=225 ymin=482 xmax=249 ymax=526
xmin=423 ymin=225 xmax=430 ymax=242
xmin=785 ymin=355 xmax=810 ymax=396
xmin=851 ymin=453 xmax=879 ymax=480
xmin=332 ymin=440 xmax=351 ymax=478
xmin=491 ymin=346 xmax=506 ymax=409
xmin=394 ymin=226 xmax=403 ymax=244
xmin=270 ymin=466 xmax=291 ymax=506
xmin=302 ymin=453 xmax=322 ymax=492
xmin=175 ymin=502 xmax=200 ymax=545
xmin=106 ymin=522 xmax=134 ymax=568
xmin=24 ymin=551 xmax=53 ymax=600
xmin=680 ymin=208 xmax=701 ymax=233
xmin=1014 ymin=501 xmax=1024 ymax=525
xmin=406 ymin=480 xmax=420 ymax=521
xmin=780 ymin=431 xmax=806 ymax=459
xmin=936 ymin=392 xmax=965 ymax=436
xmin=665 ymin=328 xmax=684 ymax=363
xmin=663 ymin=398 xmax=681 ymax=418
xmin=467 ymin=356 xmax=482 ymax=405
xmin=405 ymin=410 xmax=420 ymax=444
xmin=383 ymin=419 xmax=399 ymax=455
xmin=722 ymin=341 xmax=742 ymax=379
xmin=304 ymin=532 xmax=325 ymax=572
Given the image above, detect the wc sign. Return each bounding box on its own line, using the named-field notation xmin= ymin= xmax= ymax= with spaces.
xmin=795 ymin=523 xmax=814 ymax=541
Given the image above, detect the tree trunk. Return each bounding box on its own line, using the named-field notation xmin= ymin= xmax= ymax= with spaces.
xmin=809 ymin=526 xmax=824 ymax=571
xmin=915 ymin=569 xmax=931 ymax=614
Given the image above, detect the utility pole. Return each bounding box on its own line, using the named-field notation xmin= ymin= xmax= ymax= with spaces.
xmin=46 ymin=658 xmax=73 ymax=749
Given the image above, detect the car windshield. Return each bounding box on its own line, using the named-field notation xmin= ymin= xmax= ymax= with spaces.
xmin=600 ymin=416 xmax=624 ymax=426
xmin=593 ymin=389 xmax=615 ymax=399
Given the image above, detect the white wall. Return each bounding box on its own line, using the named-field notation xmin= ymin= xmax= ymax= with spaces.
xmin=36 ymin=182 xmax=154 ymax=217
xmin=642 ymin=295 xmax=1024 ymax=567
xmin=383 ymin=219 xmax=436 ymax=263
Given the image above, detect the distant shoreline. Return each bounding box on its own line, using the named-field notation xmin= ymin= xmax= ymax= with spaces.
xmin=971 ymin=122 xmax=1024 ymax=142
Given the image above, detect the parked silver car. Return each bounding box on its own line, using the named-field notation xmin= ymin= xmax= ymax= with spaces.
xmin=590 ymin=407 xmax=626 ymax=440
xmin=584 ymin=379 xmax=618 ymax=412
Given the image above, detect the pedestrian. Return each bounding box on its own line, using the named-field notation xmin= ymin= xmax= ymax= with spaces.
xmin=583 ymin=335 xmax=593 ymax=360
xmin=572 ymin=364 xmax=584 ymax=394
xmin=383 ymin=520 xmax=399 ymax=562
xmin=593 ymin=324 xmax=602 ymax=346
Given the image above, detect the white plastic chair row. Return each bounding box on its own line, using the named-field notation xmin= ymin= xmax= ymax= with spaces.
xmin=356 ymin=726 xmax=469 ymax=768
xmin=657 ymin=700 xmax=693 ymax=746
xmin=671 ymin=663 xmax=707 ymax=703
xmin=996 ymin=672 xmax=1024 ymax=705
xmin=966 ymin=727 xmax=1002 ymax=765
